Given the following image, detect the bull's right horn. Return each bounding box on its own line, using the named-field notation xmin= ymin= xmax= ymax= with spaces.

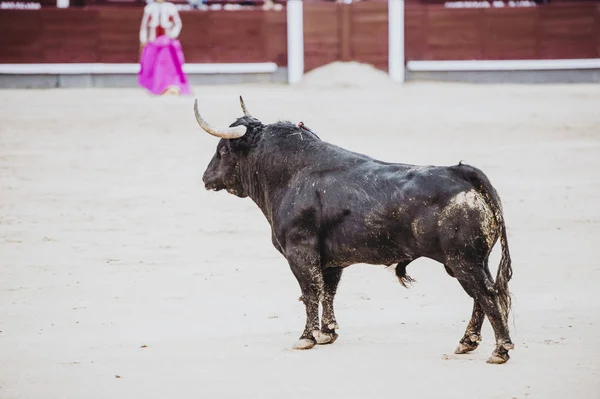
xmin=194 ymin=99 xmax=247 ymax=139
xmin=239 ymin=95 xmax=251 ymax=117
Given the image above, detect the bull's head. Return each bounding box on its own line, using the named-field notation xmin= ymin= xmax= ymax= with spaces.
xmin=196 ymin=96 xmax=261 ymax=198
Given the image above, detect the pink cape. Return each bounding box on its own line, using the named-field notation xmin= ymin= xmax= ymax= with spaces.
xmin=138 ymin=35 xmax=192 ymax=95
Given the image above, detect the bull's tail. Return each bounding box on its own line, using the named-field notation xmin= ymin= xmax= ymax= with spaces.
xmin=495 ymin=221 xmax=513 ymax=322
xmin=456 ymin=162 xmax=513 ymax=322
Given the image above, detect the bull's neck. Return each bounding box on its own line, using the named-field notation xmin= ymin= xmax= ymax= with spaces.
xmin=240 ymin=156 xmax=270 ymax=215
xmin=240 ymin=139 xmax=318 ymax=223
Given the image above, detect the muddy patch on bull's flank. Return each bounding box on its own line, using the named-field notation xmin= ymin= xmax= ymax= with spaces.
xmin=448 ymin=190 xmax=488 ymax=213
xmin=440 ymin=190 xmax=497 ymax=247
xmin=411 ymin=216 xmax=426 ymax=237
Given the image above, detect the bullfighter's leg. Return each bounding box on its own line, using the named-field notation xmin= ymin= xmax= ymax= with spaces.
xmin=287 ymin=243 xmax=323 ymax=350
xmin=450 ymin=259 xmax=514 ymax=364
xmin=316 ymin=267 xmax=343 ymax=345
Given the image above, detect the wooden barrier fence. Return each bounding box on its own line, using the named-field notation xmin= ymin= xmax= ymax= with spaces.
xmin=1 ymin=2 xmax=599 ymax=70
xmin=0 ymin=8 xmax=287 ymax=64
xmin=405 ymin=1 xmax=600 ymax=61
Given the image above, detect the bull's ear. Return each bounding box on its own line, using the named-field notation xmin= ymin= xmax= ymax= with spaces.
xmin=220 ymin=141 xmax=231 ymax=154
xmin=229 ymin=123 xmax=260 ymax=153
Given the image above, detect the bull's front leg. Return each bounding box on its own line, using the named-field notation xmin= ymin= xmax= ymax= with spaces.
xmin=286 ymin=238 xmax=323 ymax=350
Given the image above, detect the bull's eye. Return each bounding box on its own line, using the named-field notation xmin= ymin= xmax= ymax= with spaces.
xmin=220 ymin=146 xmax=229 ymax=155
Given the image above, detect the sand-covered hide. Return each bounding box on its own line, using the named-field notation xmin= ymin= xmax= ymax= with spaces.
xmin=1 ymin=83 xmax=600 ymax=399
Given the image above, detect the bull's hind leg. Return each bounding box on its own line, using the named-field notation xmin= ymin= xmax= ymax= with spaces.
xmin=316 ymin=267 xmax=343 ymax=345
xmin=450 ymin=259 xmax=514 ymax=364
xmin=480 ymin=294 xmax=515 ymax=364
xmin=454 ymin=301 xmax=485 ymax=354
xmin=455 ymin=259 xmax=489 ymax=354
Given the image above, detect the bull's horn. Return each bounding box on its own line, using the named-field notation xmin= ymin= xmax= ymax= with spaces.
xmin=239 ymin=95 xmax=251 ymax=117
xmin=194 ymin=98 xmax=247 ymax=139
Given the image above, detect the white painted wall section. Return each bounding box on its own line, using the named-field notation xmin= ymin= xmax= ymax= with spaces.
xmin=286 ymin=0 xmax=304 ymax=84
xmin=407 ymin=59 xmax=600 ymax=71
xmin=388 ymin=0 xmax=405 ymax=83
xmin=0 ymin=63 xmax=278 ymax=75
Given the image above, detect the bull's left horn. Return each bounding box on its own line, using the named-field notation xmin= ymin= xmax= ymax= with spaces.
xmin=239 ymin=95 xmax=251 ymax=117
xmin=194 ymin=98 xmax=247 ymax=139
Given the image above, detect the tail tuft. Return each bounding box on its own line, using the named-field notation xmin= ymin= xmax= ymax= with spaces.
xmin=495 ymin=225 xmax=513 ymax=322
xmin=395 ymin=263 xmax=417 ymax=288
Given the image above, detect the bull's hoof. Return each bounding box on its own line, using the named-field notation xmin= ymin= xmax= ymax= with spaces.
xmin=327 ymin=322 xmax=340 ymax=330
xmin=293 ymin=338 xmax=316 ymax=350
xmin=454 ymin=341 xmax=478 ymax=354
xmin=469 ymin=334 xmax=482 ymax=343
xmin=455 ymin=334 xmax=481 ymax=354
xmin=502 ymin=342 xmax=515 ymax=350
xmin=486 ymin=351 xmax=510 ymax=364
xmin=314 ymin=330 xmax=338 ymax=345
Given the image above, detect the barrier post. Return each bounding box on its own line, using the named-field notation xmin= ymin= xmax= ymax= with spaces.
xmin=388 ymin=0 xmax=405 ymax=83
xmin=287 ymin=0 xmax=304 ymax=84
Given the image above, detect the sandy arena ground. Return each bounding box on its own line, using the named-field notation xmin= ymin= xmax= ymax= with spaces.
xmin=1 ymin=74 xmax=599 ymax=398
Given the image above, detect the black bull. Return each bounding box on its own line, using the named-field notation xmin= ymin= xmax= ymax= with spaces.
xmin=196 ymin=97 xmax=515 ymax=364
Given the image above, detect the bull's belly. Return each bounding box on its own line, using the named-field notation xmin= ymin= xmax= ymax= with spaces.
xmin=321 ymin=236 xmax=412 ymax=268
